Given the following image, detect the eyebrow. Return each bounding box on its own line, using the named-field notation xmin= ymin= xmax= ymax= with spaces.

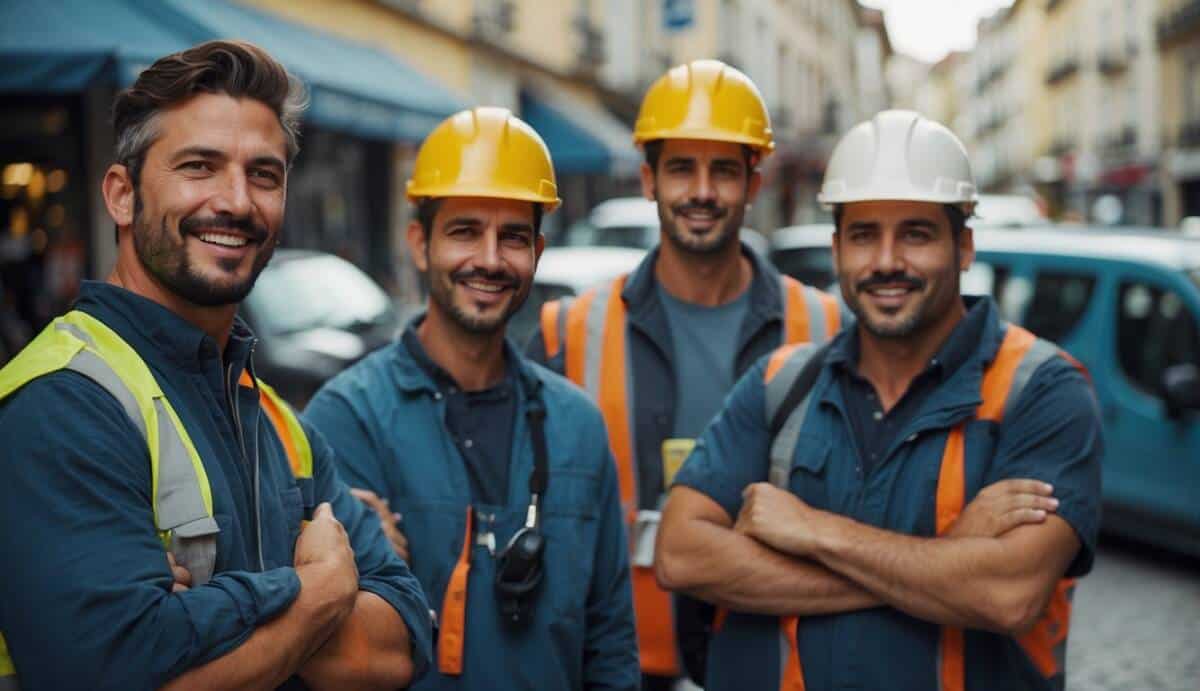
xmin=500 ymin=222 xmax=535 ymax=235
xmin=170 ymin=147 xmax=286 ymax=172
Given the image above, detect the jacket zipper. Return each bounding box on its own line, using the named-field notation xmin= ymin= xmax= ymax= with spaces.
xmin=225 ymin=341 xmax=265 ymax=571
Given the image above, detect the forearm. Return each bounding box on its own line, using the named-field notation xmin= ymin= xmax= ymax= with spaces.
xmin=160 ymin=562 xmax=351 ymax=691
xmin=658 ymin=515 xmax=879 ymax=616
xmin=809 ymin=512 xmax=1057 ymax=633
xmin=300 ymin=591 xmax=414 ymax=691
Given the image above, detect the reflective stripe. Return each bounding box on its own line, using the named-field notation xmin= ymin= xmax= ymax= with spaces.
xmin=936 ymin=325 xmax=1079 ymax=688
xmin=781 ymin=276 xmax=811 ymax=344
xmin=438 ymin=507 xmax=473 ymax=675
xmin=779 ymin=617 xmax=805 ymax=690
xmin=248 ymin=374 xmax=314 ymax=479
xmin=764 ymin=344 xmax=821 ymax=489
xmin=1003 ymin=337 xmax=1059 ymax=422
xmin=802 ymin=286 xmax=827 ymax=344
xmin=764 ymin=343 xmax=819 ymax=422
xmin=540 ymin=300 xmax=561 ymax=359
xmin=63 ymin=348 xmax=146 ymax=439
xmin=564 ymin=289 xmax=596 ymax=387
xmin=582 ymin=281 xmax=615 ymax=401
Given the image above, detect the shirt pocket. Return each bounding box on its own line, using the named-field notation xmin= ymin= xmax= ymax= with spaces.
xmin=540 ymin=469 xmax=602 ymax=620
xmin=279 ymin=486 xmax=305 ymax=549
xmin=788 ymin=434 xmax=831 ymax=507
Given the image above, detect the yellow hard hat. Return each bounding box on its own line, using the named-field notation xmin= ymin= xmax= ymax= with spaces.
xmin=407 ymin=107 xmax=560 ymax=211
xmin=633 ymin=60 xmax=774 ymax=157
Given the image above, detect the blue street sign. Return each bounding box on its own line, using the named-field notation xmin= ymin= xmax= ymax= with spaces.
xmin=663 ymin=0 xmax=694 ymax=32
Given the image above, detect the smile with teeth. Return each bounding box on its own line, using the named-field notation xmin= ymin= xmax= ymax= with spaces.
xmin=463 ymin=280 xmax=507 ymax=293
xmin=197 ymin=232 xmax=250 ymax=248
xmin=869 ymin=287 xmax=913 ymax=297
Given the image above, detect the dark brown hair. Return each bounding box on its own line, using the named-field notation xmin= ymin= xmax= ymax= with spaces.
xmin=112 ymin=40 xmax=307 ymax=192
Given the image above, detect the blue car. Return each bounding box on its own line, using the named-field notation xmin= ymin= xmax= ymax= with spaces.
xmin=770 ymin=225 xmax=1200 ymax=556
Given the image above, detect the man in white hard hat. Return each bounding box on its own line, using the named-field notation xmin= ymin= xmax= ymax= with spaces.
xmin=655 ymin=110 xmax=1103 ymax=691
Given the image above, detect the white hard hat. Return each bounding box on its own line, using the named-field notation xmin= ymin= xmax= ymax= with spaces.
xmin=818 ymin=110 xmax=977 ymax=208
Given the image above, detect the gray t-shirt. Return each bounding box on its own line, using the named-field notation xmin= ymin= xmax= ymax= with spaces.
xmin=658 ymin=284 xmax=751 ymax=440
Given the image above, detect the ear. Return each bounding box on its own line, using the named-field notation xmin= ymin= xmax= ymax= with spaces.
xmin=958 ymin=226 xmax=975 ymax=271
xmin=406 ymin=219 xmax=429 ymax=273
xmin=639 ymin=161 xmax=656 ymax=201
xmin=534 ymin=232 xmax=546 ymax=264
xmin=102 ymin=163 xmax=136 ymax=229
xmin=745 ymin=169 xmax=763 ymax=203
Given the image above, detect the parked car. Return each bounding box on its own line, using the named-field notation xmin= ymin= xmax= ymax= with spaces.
xmin=559 ymin=195 xmax=770 ymax=256
xmin=241 ymin=249 xmax=402 ymax=407
xmin=509 ymin=245 xmax=647 ymax=347
xmin=972 ymin=193 xmax=1049 ymax=229
xmin=769 ymin=225 xmax=1200 ymax=556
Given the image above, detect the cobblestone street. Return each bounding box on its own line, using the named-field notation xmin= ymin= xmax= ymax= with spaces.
xmin=1067 ymin=537 xmax=1200 ymax=691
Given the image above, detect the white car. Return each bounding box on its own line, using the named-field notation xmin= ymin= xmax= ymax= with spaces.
xmin=509 ymin=246 xmax=648 ymax=347
xmin=560 ymin=195 xmax=770 ymax=256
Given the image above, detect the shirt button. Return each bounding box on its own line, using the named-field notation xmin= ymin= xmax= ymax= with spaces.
xmin=433 ymin=392 xmax=443 ymax=401
xmin=449 ymin=386 xmax=458 ymax=394
xmin=463 ymin=439 xmax=474 ymax=449
xmin=872 ymin=411 xmax=883 ymax=421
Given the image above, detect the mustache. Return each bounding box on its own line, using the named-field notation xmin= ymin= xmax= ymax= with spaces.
xmin=855 ymin=272 xmax=926 ymax=293
xmin=451 ymin=268 xmax=519 ymax=289
xmin=180 ymin=215 xmax=268 ymax=243
xmin=671 ymin=200 xmax=728 ymax=219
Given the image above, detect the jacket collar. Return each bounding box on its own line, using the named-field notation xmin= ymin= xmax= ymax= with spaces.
xmin=392 ymin=314 xmax=542 ymax=402
xmin=620 ymin=241 xmax=784 ymax=351
xmin=73 ymin=280 xmax=255 ymax=376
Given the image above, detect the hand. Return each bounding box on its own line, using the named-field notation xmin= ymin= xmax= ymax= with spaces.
xmin=295 ymin=503 xmax=359 ymax=621
xmin=167 ymin=552 xmax=192 ymax=593
xmin=947 ymin=479 xmax=1059 ymax=539
xmin=350 ymin=488 xmax=410 ymax=563
xmin=735 ymin=482 xmax=822 ymax=556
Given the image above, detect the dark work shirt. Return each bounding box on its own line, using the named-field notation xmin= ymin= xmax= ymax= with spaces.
xmin=834 ymin=298 xmax=989 ymax=476
xmin=402 ymin=323 xmax=515 ymax=506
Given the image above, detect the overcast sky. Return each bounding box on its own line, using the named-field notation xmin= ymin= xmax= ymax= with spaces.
xmin=859 ymin=0 xmax=1016 ymax=63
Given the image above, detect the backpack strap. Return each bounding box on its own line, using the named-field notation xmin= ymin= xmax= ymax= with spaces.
xmin=764 ymin=342 xmax=831 ymax=488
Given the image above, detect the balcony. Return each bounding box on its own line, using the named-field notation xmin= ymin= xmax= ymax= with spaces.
xmin=1045 ymin=54 xmax=1080 ymax=85
xmin=1049 ymin=135 xmax=1075 ymax=157
xmin=572 ymin=15 xmax=606 ymax=75
xmin=1179 ymin=120 xmax=1200 ymax=149
xmin=1158 ymin=0 xmax=1200 ymax=45
xmin=1102 ymin=126 xmax=1137 ymax=155
xmin=1098 ymin=47 xmax=1130 ymax=75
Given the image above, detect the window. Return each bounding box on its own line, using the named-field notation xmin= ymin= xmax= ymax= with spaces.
xmin=1024 ymin=271 xmax=1097 ymax=343
xmin=962 ymin=260 xmax=1011 ymax=304
xmin=1116 ymin=280 xmax=1200 ymax=397
xmin=770 ymin=247 xmax=835 ymax=291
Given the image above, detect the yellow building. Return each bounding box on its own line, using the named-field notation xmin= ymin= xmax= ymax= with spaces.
xmin=1158 ymin=0 xmax=1200 ymax=225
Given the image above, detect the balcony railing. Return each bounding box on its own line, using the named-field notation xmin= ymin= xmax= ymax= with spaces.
xmin=1045 ymin=55 xmax=1080 ymax=84
xmin=1102 ymin=126 xmax=1137 ymax=154
xmin=1179 ymin=120 xmax=1200 ymax=148
xmin=1159 ymin=0 xmax=1200 ymax=44
xmin=1049 ymin=135 xmax=1075 ymax=157
xmin=1098 ymin=48 xmax=1129 ymax=75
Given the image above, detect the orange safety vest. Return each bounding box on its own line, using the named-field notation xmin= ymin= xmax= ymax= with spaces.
xmin=751 ymin=324 xmax=1081 ymax=690
xmin=540 ymin=273 xmax=840 ymax=677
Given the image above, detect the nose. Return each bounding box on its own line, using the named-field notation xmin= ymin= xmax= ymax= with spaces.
xmin=690 ymin=167 xmax=717 ymax=204
xmin=874 ymin=230 xmax=904 ymax=275
xmin=210 ymin=169 xmax=253 ymax=219
xmin=475 ymin=227 xmax=502 ymax=273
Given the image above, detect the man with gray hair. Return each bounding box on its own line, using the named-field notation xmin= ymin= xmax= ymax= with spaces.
xmin=0 ymin=40 xmax=431 ymax=690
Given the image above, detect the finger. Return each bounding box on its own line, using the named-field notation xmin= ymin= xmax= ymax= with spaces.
xmin=167 ymin=552 xmax=178 ymax=568
xmin=1008 ymin=493 xmax=1060 ymax=512
xmin=1006 ymin=507 xmax=1048 ymax=529
xmin=171 ymin=564 xmax=193 ymax=587
xmin=312 ymin=502 xmax=334 ymax=520
xmin=1002 ymin=479 xmax=1054 ymax=496
xmin=171 ymin=582 xmax=190 ymax=593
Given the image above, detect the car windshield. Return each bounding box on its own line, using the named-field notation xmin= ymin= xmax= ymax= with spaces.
xmin=247 ymin=255 xmax=393 ymax=335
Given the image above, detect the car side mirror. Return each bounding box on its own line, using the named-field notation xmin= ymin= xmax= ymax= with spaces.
xmin=1162 ymin=363 xmax=1200 ymax=418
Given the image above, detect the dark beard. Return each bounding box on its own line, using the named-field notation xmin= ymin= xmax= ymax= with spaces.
xmin=657 ymin=199 xmax=743 ymax=256
xmin=426 ymin=261 xmax=528 ymax=335
xmin=132 ymin=205 xmax=272 ymax=307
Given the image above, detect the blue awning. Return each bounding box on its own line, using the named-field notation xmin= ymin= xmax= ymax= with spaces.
xmin=520 ymin=88 xmax=640 ymax=176
xmin=0 ymin=0 xmax=463 ymax=142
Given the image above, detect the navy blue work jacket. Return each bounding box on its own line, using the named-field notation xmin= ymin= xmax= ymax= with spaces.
xmin=303 ymin=330 xmax=639 ymax=691
xmin=0 ymin=282 xmax=433 ymax=690
xmin=675 ymin=297 xmax=1104 ymax=691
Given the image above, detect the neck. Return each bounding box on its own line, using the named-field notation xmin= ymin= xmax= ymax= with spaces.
xmin=855 ymin=302 xmax=966 ymax=410
xmin=417 ymin=307 xmax=508 ymax=391
xmin=108 ymin=249 xmax=237 ymax=351
xmin=654 ymin=238 xmax=752 ymax=306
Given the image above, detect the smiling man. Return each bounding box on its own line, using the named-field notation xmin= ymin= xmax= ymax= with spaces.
xmin=303 ymin=107 xmax=638 ymax=691
xmin=527 ymin=59 xmax=843 ymax=690
xmin=0 ymin=41 xmax=431 ymax=691
xmin=656 ymin=110 xmax=1103 ymax=691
